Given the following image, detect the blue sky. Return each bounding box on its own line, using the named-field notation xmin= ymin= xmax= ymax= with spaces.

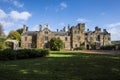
xmin=0 ymin=0 xmax=120 ymax=40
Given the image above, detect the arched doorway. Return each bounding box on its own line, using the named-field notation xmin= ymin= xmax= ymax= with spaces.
xmin=86 ymin=44 xmax=89 ymax=50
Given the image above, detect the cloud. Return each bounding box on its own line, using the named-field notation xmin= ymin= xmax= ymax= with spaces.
xmin=30 ymin=25 xmax=39 ymax=31
xmin=60 ymin=2 xmax=67 ymax=9
xmin=108 ymin=27 xmax=120 ymax=41
xmin=107 ymin=22 xmax=120 ymax=27
xmin=0 ymin=20 xmax=14 ymax=27
xmin=9 ymin=11 xmax=31 ymax=21
xmin=13 ymin=0 xmax=24 ymax=8
xmin=77 ymin=18 xmax=90 ymax=23
xmin=58 ymin=22 xmax=65 ymax=27
xmin=107 ymin=22 xmax=120 ymax=40
xmin=0 ymin=9 xmax=7 ymax=19
xmin=0 ymin=9 xmax=31 ymax=35
xmin=2 ymin=0 xmax=24 ymax=8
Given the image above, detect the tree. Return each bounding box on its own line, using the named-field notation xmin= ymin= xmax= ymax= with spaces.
xmin=16 ymin=28 xmax=23 ymax=35
xmin=49 ymin=37 xmax=64 ymax=51
xmin=7 ymin=31 xmax=21 ymax=41
xmin=0 ymin=23 xmax=3 ymax=36
xmin=89 ymin=37 xmax=95 ymax=49
xmin=0 ymin=38 xmax=6 ymax=50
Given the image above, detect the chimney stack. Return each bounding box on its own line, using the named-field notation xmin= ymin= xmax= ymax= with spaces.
xmin=95 ymin=26 xmax=99 ymax=31
xmin=39 ymin=24 xmax=42 ymax=31
xmin=87 ymin=29 xmax=89 ymax=31
xmin=68 ymin=24 xmax=70 ymax=31
xmin=103 ymin=29 xmax=106 ymax=32
xmin=23 ymin=25 xmax=27 ymax=33
xmin=63 ymin=26 xmax=66 ymax=32
xmin=57 ymin=29 xmax=59 ymax=32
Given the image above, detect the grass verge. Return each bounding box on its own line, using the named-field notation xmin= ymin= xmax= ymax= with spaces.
xmin=0 ymin=51 xmax=120 ymax=80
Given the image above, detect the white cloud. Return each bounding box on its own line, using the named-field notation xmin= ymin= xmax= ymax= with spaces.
xmin=77 ymin=18 xmax=90 ymax=23
xmin=60 ymin=2 xmax=67 ymax=9
xmin=107 ymin=22 xmax=120 ymax=27
xmin=30 ymin=25 xmax=39 ymax=31
xmin=2 ymin=0 xmax=24 ymax=8
xmin=0 ymin=20 xmax=14 ymax=27
xmin=9 ymin=11 xmax=31 ymax=21
xmin=58 ymin=22 xmax=65 ymax=27
xmin=0 ymin=9 xmax=7 ymax=19
xmin=108 ymin=28 xmax=120 ymax=41
xmin=13 ymin=0 xmax=24 ymax=8
xmin=0 ymin=9 xmax=31 ymax=35
xmin=107 ymin=22 xmax=120 ymax=41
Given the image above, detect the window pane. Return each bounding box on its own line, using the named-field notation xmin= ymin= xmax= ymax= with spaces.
xmin=25 ymin=37 xmax=27 ymax=41
xmin=65 ymin=37 xmax=67 ymax=41
xmin=45 ymin=36 xmax=48 ymax=41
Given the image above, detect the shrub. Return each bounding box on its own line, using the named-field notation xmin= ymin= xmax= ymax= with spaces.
xmin=0 ymin=42 xmax=6 ymax=50
xmin=49 ymin=38 xmax=64 ymax=51
xmin=16 ymin=49 xmax=50 ymax=59
xmin=0 ymin=49 xmax=15 ymax=60
xmin=0 ymin=38 xmax=6 ymax=50
xmin=41 ymin=49 xmax=50 ymax=57
xmin=118 ymin=45 xmax=120 ymax=50
xmin=74 ymin=45 xmax=86 ymax=50
xmin=100 ymin=45 xmax=115 ymax=50
xmin=0 ymin=49 xmax=50 ymax=60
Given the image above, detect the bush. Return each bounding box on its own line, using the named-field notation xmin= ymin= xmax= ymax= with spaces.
xmin=0 ymin=42 xmax=6 ymax=50
xmin=0 ymin=49 xmax=50 ymax=60
xmin=49 ymin=38 xmax=64 ymax=51
xmin=118 ymin=45 xmax=120 ymax=50
xmin=100 ymin=45 xmax=115 ymax=50
xmin=0 ymin=49 xmax=15 ymax=60
xmin=74 ymin=45 xmax=86 ymax=50
xmin=0 ymin=38 xmax=6 ymax=50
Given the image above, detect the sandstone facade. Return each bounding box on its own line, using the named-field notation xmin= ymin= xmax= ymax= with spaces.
xmin=21 ymin=23 xmax=111 ymax=50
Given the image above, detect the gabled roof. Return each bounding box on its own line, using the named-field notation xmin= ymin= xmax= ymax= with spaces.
xmin=53 ymin=31 xmax=68 ymax=36
xmin=21 ymin=31 xmax=38 ymax=36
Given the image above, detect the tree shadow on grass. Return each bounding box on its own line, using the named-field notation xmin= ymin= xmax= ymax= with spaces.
xmin=0 ymin=53 xmax=120 ymax=80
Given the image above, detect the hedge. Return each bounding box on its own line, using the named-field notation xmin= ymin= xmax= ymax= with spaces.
xmin=100 ymin=45 xmax=115 ymax=50
xmin=74 ymin=45 xmax=86 ymax=50
xmin=0 ymin=49 xmax=49 ymax=60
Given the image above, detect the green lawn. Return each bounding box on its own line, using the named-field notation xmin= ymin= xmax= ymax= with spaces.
xmin=0 ymin=52 xmax=120 ymax=80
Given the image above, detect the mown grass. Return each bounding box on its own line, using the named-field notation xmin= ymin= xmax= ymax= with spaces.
xmin=0 ymin=51 xmax=120 ymax=80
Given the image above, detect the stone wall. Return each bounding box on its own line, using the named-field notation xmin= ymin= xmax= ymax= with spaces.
xmin=21 ymin=23 xmax=111 ymax=50
xmin=21 ymin=36 xmax=32 ymax=48
xmin=71 ymin=23 xmax=85 ymax=49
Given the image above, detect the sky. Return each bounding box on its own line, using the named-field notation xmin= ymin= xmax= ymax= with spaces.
xmin=0 ymin=0 xmax=120 ymax=41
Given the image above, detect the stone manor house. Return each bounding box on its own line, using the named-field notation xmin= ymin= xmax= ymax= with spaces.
xmin=21 ymin=23 xmax=111 ymax=50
